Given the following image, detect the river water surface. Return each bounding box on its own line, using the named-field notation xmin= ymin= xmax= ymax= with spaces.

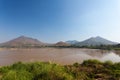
xmin=0 ymin=48 xmax=120 ymax=66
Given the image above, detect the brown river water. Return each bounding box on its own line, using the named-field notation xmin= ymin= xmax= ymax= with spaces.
xmin=0 ymin=48 xmax=120 ymax=66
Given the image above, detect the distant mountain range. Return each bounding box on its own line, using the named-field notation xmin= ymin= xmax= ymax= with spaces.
xmin=66 ymin=40 xmax=79 ymax=44
xmin=74 ymin=36 xmax=118 ymax=46
xmin=0 ymin=36 xmax=119 ymax=47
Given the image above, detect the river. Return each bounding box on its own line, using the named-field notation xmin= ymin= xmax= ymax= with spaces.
xmin=0 ymin=48 xmax=120 ymax=66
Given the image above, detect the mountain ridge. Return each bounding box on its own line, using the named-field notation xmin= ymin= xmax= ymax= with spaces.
xmin=0 ymin=36 xmax=119 ymax=47
xmin=0 ymin=36 xmax=46 ymax=47
xmin=75 ymin=36 xmax=118 ymax=46
xmin=66 ymin=40 xmax=79 ymax=44
xmin=54 ymin=41 xmax=71 ymax=46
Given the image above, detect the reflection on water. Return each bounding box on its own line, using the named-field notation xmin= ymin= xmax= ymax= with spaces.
xmin=101 ymin=52 xmax=120 ymax=62
xmin=0 ymin=48 xmax=120 ymax=66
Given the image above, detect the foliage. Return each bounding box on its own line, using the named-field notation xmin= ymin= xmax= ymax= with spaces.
xmin=0 ymin=60 xmax=120 ymax=80
xmin=0 ymin=62 xmax=73 ymax=80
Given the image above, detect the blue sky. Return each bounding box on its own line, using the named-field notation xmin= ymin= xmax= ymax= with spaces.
xmin=0 ymin=0 xmax=120 ymax=43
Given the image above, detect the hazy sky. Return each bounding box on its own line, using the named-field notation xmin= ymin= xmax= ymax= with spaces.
xmin=0 ymin=0 xmax=120 ymax=43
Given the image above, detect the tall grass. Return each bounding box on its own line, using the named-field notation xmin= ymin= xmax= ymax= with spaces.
xmin=0 ymin=60 xmax=120 ymax=80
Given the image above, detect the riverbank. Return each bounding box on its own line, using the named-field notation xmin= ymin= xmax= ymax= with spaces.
xmin=0 ymin=60 xmax=120 ymax=80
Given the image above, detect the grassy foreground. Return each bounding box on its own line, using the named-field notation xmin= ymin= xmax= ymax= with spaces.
xmin=0 ymin=60 xmax=120 ymax=80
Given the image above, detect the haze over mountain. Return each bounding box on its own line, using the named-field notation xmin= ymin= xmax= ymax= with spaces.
xmin=66 ymin=40 xmax=79 ymax=44
xmin=75 ymin=36 xmax=118 ymax=46
xmin=0 ymin=36 xmax=46 ymax=47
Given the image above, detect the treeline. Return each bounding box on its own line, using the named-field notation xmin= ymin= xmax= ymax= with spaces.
xmin=0 ymin=60 xmax=120 ymax=80
xmin=1 ymin=44 xmax=120 ymax=50
xmin=54 ymin=44 xmax=120 ymax=50
xmin=80 ymin=44 xmax=120 ymax=50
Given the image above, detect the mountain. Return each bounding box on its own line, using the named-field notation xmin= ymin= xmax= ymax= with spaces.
xmin=75 ymin=36 xmax=118 ymax=46
xmin=0 ymin=36 xmax=46 ymax=47
xmin=66 ymin=40 xmax=79 ymax=44
xmin=54 ymin=41 xmax=71 ymax=46
xmin=0 ymin=36 xmax=119 ymax=47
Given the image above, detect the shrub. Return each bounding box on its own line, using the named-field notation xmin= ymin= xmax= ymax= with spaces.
xmin=0 ymin=62 xmax=74 ymax=80
xmin=82 ymin=59 xmax=102 ymax=66
xmin=0 ymin=60 xmax=120 ymax=80
xmin=1 ymin=70 xmax=33 ymax=80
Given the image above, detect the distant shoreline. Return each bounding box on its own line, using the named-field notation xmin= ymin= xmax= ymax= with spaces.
xmin=0 ymin=46 xmax=119 ymax=50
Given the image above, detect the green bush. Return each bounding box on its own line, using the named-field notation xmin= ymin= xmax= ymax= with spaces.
xmin=0 ymin=60 xmax=120 ymax=80
xmin=0 ymin=62 xmax=74 ymax=80
xmin=1 ymin=70 xmax=33 ymax=80
xmin=82 ymin=59 xmax=102 ymax=66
